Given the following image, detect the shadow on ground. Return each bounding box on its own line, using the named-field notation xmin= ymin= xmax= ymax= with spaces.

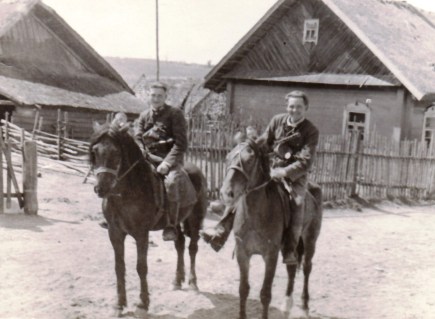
xmin=121 ymin=292 xmax=340 ymax=319
xmin=0 ymin=213 xmax=79 ymax=232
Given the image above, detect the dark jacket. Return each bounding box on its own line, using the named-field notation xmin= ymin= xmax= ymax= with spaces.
xmin=135 ymin=104 xmax=187 ymax=167
xmin=257 ymin=114 xmax=319 ymax=182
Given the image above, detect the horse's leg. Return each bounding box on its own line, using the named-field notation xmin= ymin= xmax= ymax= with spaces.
xmin=108 ymin=228 xmax=127 ymax=316
xmin=236 ymin=247 xmax=250 ymax=319
xmin=301 ymin=238 xmax=316 ymax=317
xmin=187 ymin=228 xmax=199 ymax=291
xmin=136 ymin=232 xmax=150 ymax=311
xmin=172 ymin=224 xmax=185 ymax=290
xmin=282 ymin=263 xmax=298 ymax=318
xmin=260 ymin=251 xmax=279 ymax=319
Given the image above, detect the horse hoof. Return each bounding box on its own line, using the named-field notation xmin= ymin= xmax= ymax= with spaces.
xmin=171 ymin=283 xmax=182 ymax=291
xmin=280 ymin=296 xmax=293 ymax=316
xmin=134 ymin=306 xmax=148 ymax=318
xmin=114 ymin=307 xmax=123 ymax=318
xmin=188 ymin=283 xmax=199 ymax=292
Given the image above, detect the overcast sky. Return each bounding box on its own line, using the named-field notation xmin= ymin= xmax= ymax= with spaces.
xmin=43 ymin=0 xmax=435 ymax=65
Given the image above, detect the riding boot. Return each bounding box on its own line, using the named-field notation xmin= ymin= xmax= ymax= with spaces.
xmin=163 ymin=201 xmax=179 ymax=241
xmin=282 ymin=200 xmax=304 ymax=265
xmin=201 ymin=206 xmax=235 ymax=252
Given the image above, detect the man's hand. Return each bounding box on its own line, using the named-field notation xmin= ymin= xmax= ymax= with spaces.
xmin=157 ymin=161 xmax=171 ymax=175
xmin=270 ymin=167 xmax=287 ymax=180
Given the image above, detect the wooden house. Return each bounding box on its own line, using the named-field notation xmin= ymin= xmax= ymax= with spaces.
xmin=204 ymin=0 xmax=435 ymax=143
xmin=0 ymin=0 xmax=146 ymax=140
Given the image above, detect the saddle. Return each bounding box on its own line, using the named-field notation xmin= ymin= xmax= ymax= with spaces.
xmin=273 ymin=180 xmax=322 ymax=229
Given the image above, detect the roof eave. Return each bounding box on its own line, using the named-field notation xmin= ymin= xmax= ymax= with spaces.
xmin=204 ymin=0 xmax=294 ymax=92
xmin=36 ymin=2 xmax=134 ymax=95
xmin=321 ymin=0 xmax=428 ymax=102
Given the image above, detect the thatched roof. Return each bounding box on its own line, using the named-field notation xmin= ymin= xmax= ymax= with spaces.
xmin=132 ymin=76 xmax=228 ymax=116
xmin=205 ymin=0 xmax=435 ymax=101
xmin=133 ymin=77 xmax=208 ymax=112
xmin=0 ymin=0 xmax=146 ymax=113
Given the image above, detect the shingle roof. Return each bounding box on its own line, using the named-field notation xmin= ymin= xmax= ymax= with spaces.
xmin=0 ymin=0 xmax=145 ymax=113
xmin=205 ymin=0 xmax=435 ymax=101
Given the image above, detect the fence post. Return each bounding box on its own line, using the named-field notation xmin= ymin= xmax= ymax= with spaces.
xmin=0 ymin=135 xmax=3 ymax=214
xmin=350 ymin=130 xmax=362 ymax=197
xmin=57 ymin=109 xmax=62 ymax=160
xmin=23 ymin=141 xmax=38 ymax=215
xmin=64 ymin=111 xmax=69 ymax=139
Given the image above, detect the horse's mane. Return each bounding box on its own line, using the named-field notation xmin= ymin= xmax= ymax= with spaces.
xmin=89 ymin=123 xmax=151 ymax=191
xmin=247 ymin=138 xmax=271 ymax=177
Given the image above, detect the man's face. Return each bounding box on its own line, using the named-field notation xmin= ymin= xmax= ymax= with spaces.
xmin=286 ymin=96 xmax=307 ymax=123
xmin=149 ymin=87 xmax=167 ymax=110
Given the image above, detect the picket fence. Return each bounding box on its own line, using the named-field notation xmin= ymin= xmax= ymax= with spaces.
xmin=3 ymin=115 xmax=435 ymax=202
xmin=186 ymin=116 xmax=435 ymax=201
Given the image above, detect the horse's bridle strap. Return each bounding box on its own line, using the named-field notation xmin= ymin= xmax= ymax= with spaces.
xmin=94 ymin=160 xmax=140 ymax=182
xmin=94 ymin=166 xmax=118 ymax=176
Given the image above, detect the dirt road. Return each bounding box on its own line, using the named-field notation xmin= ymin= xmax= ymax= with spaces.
xmin=0 ymin=163 xmax=434 ymax=319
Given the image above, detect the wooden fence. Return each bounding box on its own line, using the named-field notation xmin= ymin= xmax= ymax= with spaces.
xmin=0 ymin=121 xmax=38 ymax=214
xmin=3 ymin=114 xmax=435 ymax=202
xmin=186 ymin=116 xmax=435 ymax=201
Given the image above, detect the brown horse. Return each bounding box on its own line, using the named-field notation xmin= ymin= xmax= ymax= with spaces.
xmin=89 ymin=122 xmax=207 ymax=317
xmin=221 ymin=139 xmax=322 ymax=319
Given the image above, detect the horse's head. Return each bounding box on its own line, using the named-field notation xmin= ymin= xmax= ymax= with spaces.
xmin=220 ymin=138 xmax=269 ymax=206
xmin=90 ymin=121 xmax=140 ymax=198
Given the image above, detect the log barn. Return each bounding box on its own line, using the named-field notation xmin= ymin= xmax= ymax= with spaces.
xmin=0 ymin=0 xmax=146 ymax=140
xmin=204 ymin=0 xmax=435 ymax=143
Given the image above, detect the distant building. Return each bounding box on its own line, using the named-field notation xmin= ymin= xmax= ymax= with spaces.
xmin=0 ymin=0 xmax=146 ymax=140
xmin=204 ymin=0 xmax=435 ymax=143
xmin=133 ymin=76 xmax=226 ymax=119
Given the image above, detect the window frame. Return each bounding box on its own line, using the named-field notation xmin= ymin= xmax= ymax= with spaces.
xmin=303 ymin=19 xmax=319 ymax=45
xmin=342 ymin=102 xmax=371 ymax=139
xmin=422 ymin=104 xmax=435 ymax=147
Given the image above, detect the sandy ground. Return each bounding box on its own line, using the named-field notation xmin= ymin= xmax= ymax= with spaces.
xmin=0 ymin=159 xmax=435 ymax=319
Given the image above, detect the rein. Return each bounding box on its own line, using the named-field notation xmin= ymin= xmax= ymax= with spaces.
xmin=94 ymin=159 xmax=140 ymax=191
xmin=227 ymin=142 xmax=271 ymax=196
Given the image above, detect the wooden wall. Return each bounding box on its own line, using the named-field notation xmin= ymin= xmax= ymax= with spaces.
xmin=12 ymin=107 xmax=115 ymax=141
xmin=230 ymin=81 xmax=408 ymax=139
xmin=229 ymin=0 xmax=395 ymax=82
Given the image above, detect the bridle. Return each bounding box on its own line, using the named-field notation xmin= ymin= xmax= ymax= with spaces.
xmin=226 ymin=141 xmax=271 ymax=195
xmin=93 ymin=158 xmax=140 ymax=194
xmin=94 ymin=160 xmax=139 ymax=181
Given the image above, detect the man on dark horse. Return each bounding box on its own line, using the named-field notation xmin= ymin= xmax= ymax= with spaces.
xmin=135 ymin=82 xmax=197 ymax=241
xmin=202 ymin=90 xmax=320 ymax=265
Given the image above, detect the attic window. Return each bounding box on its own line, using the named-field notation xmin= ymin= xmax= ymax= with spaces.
xmin=303 ymin=19 xmax=319 ymax=45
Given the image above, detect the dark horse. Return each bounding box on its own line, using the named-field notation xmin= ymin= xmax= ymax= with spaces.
xmin=89 ymin=122 xmax=207 ymax=317
xmin=221 ymin=139 xmax=322 ymax=319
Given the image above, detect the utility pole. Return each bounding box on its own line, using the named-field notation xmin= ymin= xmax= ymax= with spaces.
xmin=155 ymin=0 xmax=160 ymax=81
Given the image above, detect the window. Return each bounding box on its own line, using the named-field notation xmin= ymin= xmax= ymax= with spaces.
xmin=342 ymin=102 xmax=371 ymax=140
xmin=303 ymin=19 xmax=319 ymax=44
xmin=422 ymin=104 xmax=435 ymax=147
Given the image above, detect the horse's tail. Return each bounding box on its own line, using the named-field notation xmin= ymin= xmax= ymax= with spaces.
xmin=307 ymin=181 xmax=322 ymax=209
xmin=183 ymin=162 xmax=208 ymax=237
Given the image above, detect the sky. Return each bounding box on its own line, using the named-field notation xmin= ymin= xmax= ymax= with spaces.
xmin=43 ymin=0 xmax=435 ymax=65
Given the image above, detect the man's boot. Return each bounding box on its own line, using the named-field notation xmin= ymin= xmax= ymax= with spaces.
xmin=163 ymin=201 xmax=179 ymax=241
xmin=201 ymin=207 xmax=235 ymax=252
xmin=282 ymin=201 xmax=304 ymax=265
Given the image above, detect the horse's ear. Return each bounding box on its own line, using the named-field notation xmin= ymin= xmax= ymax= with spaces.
xmin=93 ymin=120 xmax=102 ymax=133
xmin=119 ymin=122 xmax=131 ymax=133
xmin=233 ymin=131 xmax=247 ymax=145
